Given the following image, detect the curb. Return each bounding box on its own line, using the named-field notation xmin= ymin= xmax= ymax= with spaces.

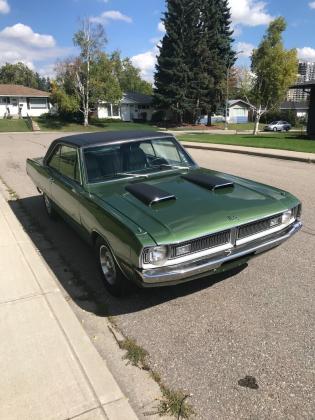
xmin=181 ymin=142 xmax=315 ymax=164
xmin=0 ymin=186 xmax=138 ymax=420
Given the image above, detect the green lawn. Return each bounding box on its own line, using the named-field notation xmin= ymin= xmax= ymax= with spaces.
xmin=215 ymin=122 xmax=263 ymax=131
xmin=35 ymin=117 xmax=159 ymax=132
xmin=180 ymin=132 xmax=315 ymax=153
xmin=0 ymin=118 xmax=31 ymax=132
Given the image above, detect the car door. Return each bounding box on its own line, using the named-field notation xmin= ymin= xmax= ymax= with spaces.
xmin=47 ymin=144 xmax=82 ymax=224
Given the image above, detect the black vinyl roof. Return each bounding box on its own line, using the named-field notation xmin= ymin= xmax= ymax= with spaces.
xmin=55 ymin=130 xmax=171 ymax=147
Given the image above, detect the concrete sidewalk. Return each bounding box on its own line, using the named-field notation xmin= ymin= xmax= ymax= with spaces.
xmin=0 ymin=192 xmax=138 ymax=420
xmin=181 ymin=141 xmax=315 ymax=163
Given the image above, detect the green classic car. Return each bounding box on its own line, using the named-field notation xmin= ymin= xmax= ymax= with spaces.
xmin=26 ymin=131 xmax=302 ymax=296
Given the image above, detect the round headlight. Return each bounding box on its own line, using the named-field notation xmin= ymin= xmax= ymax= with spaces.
xmin=146 ymin=246 xmax=168 ymax=266
xmin=282 ymin=209 xmax=292 ymax=224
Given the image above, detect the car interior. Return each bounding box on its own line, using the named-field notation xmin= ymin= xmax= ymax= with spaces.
xmin=84 ymin=142 xmax=170 ymax=183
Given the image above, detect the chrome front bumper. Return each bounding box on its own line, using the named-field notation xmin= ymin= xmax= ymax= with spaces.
xmin=135 ymin=221 xmax=302 ymax=287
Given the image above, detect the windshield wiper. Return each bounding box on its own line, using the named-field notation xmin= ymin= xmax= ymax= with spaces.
xmin=116 ymin=172 xmax=149 ymax=179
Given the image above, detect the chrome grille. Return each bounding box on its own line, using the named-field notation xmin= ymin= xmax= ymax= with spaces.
xmin=237 ymin=214 xmax=282 ymax=240
xmin=169 ymin=230 xmax=231 ymax=259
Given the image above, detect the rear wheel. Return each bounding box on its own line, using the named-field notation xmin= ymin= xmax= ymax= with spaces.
xmin=95 ymin=237 xmax=134 ymax=297
xmin=43 ymin=193 xmax=57 ymax=220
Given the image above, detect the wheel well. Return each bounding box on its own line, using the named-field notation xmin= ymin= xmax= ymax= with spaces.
xmin=91 ymin=231 xmax=102 ymax=246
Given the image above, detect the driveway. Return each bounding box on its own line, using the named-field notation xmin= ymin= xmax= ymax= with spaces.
xmin=0 ymin=132 xmax=314 ymax=419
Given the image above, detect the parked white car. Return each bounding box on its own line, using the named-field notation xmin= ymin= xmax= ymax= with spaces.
xmin=264 ymin=121 xmax=292 ymax=132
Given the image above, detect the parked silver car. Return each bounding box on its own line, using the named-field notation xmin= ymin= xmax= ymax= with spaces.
xmin=264 ymin=121 xmax=292 ymax=132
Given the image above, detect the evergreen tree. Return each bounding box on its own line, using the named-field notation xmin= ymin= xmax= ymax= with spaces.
xmin=197 ymin=0 xmax=235 ymax=124
xmin=154 ymin=0 xmax=235 ymax=125
xmin=154 ymin=0 xmax=189 ymax=124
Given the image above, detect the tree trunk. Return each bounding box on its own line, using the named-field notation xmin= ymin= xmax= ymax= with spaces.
xmin=83 ymin=110 xmax=89 ymax=127
xmin=253 ymin=105 xmax=262 ymax=135
xmin=253 ymin=116 xmax=260 ymax=135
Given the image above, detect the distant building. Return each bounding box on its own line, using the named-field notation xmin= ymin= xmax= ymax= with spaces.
xmin=0 ymin=84 xmax=50 ymax=118
xmin=287 ymin=61 xmax=315 ymax=102
xmin=97 ymin=92 xmax=154 ymax=122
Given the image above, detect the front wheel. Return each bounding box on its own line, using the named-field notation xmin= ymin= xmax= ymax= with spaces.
xmin=273 ymin=127 xmax=277 ymax=132
xmin=95 ymin=238 xmax=134 ymax=297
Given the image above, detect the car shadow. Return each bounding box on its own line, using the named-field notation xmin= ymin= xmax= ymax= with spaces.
xmin=9 ymin=194 xmax=248 ymax=317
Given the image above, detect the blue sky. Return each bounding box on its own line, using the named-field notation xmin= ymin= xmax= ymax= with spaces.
xmin=0 ymin=0 xmax=314 ymax=81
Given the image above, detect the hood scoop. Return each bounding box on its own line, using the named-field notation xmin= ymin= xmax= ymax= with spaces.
xmin=125 ymin=183 xmax=176 ymax=206
xmin=182 ymin=173 xmax=234 ymax=191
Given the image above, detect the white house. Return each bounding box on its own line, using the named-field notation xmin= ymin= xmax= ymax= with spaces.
xmin=0 ymin=84 xmax=50 ymax=118
xmin=226 ymin=99 xmax=251 ymax=123
xmin=97 ymin=92 xmax=154 ymax=122
xmin=198 ymin=99 xmax=252 ymax=125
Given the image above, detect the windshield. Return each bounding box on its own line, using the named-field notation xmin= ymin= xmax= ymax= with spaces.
xmin=83 ymin=137 xmax=195 ymax=183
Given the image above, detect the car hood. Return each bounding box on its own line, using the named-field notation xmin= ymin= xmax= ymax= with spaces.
xmin=90 ymin=168 xmax=298 ymax=245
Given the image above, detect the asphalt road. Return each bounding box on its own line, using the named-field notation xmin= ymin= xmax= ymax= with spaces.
xmin=0 ymin=132 xmax=314 ymax=419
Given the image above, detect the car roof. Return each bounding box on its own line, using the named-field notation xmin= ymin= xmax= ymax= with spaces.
xmin=54 ymin=130 xmax=171 ymax=148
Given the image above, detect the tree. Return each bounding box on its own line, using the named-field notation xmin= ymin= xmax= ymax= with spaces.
xmin=232 ymin=66 xmax=255 ymax=100
xmin=154 ymin=0 xmax=235 ymax=125
xmin=188 ymin=0 xmax=235 ymax=124
xmin=154 ymin=0 xmax=189 ymax=124
xmin=250 ymin=17 xmax=298 ymax=134
xmin=73 ymin=19 xmax=107 ymax=126
xmin=0 ymin=62 xmax=50 ymax=91
xmin=110 ymin=52 xmax=152 ymax=95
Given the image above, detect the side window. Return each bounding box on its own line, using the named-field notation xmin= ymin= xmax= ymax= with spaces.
xmin=139 ymin=141 xmax=155 ymax=157
xmin=48 ymin=145 xmax=61 ymax=171
xmin=59 ymin=145 xmax=80 ymax=182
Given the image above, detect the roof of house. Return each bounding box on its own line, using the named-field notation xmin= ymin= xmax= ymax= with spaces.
xmin=0 ymin=84 xmax=50 ymax=97
xmin=121 ymin=91 xmax=153 ymax=105
xmin=280 ymin=101 xmax=309 ymax=110
xmin=290 ymin=80 xmax=315 ymax=89
xmin=228 ymin=99 xmax=251 ymax=108
xmin=49 ymin=131 xmax=171 ymax=148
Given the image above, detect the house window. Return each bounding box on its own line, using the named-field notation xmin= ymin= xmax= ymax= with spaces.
xmin=0 ymin=97 xmax=10 ymax=104
xmin=106 ymin=104 xmax=112 ymax=117
xmin=112 ymin=105 xmax=120 ymax=117
xmin=29 ymin=98 xmax=47 ymax=109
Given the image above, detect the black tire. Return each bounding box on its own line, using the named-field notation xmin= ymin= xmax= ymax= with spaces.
xmin=273 ymin=127 xmax=277 ymax=132
xmin=43 ymin=193 xmax=57 ymax=220
xmin=95 ymin=237 xmax=134 ymax=297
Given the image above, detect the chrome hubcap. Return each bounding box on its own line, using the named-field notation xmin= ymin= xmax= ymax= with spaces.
xmin=99 ymin=245 xmax=116 ymax=285
xmin=44 ymin=195 xmax=51 ymax=214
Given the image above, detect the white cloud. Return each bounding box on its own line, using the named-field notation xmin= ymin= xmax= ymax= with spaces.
xmin=229 ymin=0 xmax=273 ymax=27
xmin=131 ymin=48 xmax=158 ymax=82
xmin=0 ymin=23 xmax=55 ymax=48
xmin=158 ymin=21 xmax=165 ymax=33
xmin=0 ymin=0 xmax=10 ymax=14
xmin=309 ymin=1 xmax=315 ymax=9
xmin=0 ymin=23 xmax=69 ymax=71
xmin=297 ymin=47 xmax=315 ymax=61
xmin=236 ymin=42 xmax=255 ymax=57
xmin=90 ymin=10 xmax=132 ymax=24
